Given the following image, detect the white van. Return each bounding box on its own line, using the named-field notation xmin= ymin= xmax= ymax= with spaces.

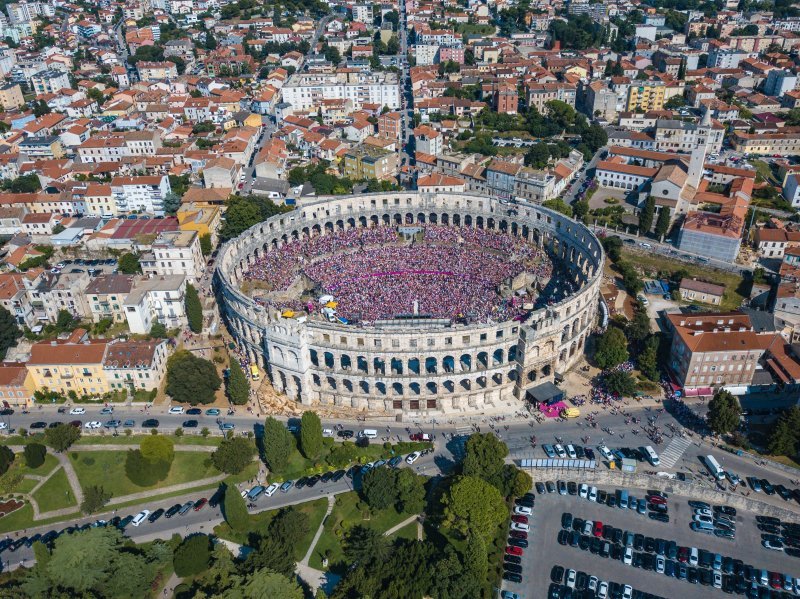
xmin=643 ymin=446 xmax=660 ymax=466
xmin=322 ymin=428 xmax=334 ymax=438
xmin=131 ymin=510 xmax=150 ymax=527
xmin=360 ymin=429 xmax=378 ymax=439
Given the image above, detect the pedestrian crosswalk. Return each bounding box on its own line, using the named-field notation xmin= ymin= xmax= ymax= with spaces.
xmin=659 ymin=436 xmax=693 ymax=468
xmin=455 ymin=426 xmax=472 ymax=436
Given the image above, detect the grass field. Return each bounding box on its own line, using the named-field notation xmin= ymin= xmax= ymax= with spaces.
xmin=32 ymin=468 xmax=77 ymax=513
xmin=620 ymin=247 xmax=747 ymax=311
xmin=752 ymin=160 xmax=780 ymax=185
xmin=14 ymin=453 xmax=59 ymax=478
xmin=214 ymin=497 xmax=329 ymax=555
xmin=74 ymin=434 xmax=221 ymax=446
xmin=69 ymin=451 xmax=220 ymax=498
xmin=388 ymin=519 xmax=419 ymax=541
xmin=308 ymin=491 xmax=414 ymax=571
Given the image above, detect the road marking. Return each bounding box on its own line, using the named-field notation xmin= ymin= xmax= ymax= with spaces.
xmin=455 ymin=426 xmax=472 ymax=436
xmin=659 ymin=436 xmax=692 ymax=468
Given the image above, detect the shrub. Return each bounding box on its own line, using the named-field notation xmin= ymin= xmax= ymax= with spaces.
xmin=125 ymin=449 xmax=170 ymax=487
xmin=23 ymin=443 xmax=46 ymax=469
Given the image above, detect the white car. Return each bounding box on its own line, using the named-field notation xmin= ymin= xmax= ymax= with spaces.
xmin=264 ymin=483 xmax=280 ymax=497
xmin=713 ymin=571 xmax=722 ymax=589
xmin=0 ymin=422 xmax=7 ymax=430
xmin=406 ymin=451 xmax=421 ymax=465
xmin=582 ymin=520 xmax=593 ymax=536
xmin=565 ymin=569 xmax=576 ymax=589
xmin=693 ymin=514 xmax=713 ymax=525
xmin=70 ymin=407 xmax=86 ymax=415
xmin=623 ymin=546 xmax=633 ymax=565
xmin=554 ymin=444 xmax=567 ymax=458
xmin=510 ymin=521 xmax=529 ymax=532
xmin=578 ymin=483 xmax=588 ymax=499
xmin=622 ymin=585 xmax=633 ymax=599
xmin=588 ymin=486 xmax=598 ymax=502
xmin=597 ymin=445 xmax=614 ymax=461
xmin=689 ymin=547 xmax=699 ymax=566
xmin=84 ymin=421 xmax=102 ymax=429
xmin=694 ymin=508 xmax=713 ymax=518
xmin=597 ymin=581 xmax=609 ymax=599
xmin=131 ymin=510 xmax=150 ymax=527
xmin=168 ymin=406 xmax=184 ymax=414
xmin=513 ymin=505 xmax=532 ymax=516
xmin=656 ymin=555 xmax=665 ymax=573
xmin=566 ymin=444 xmax=577 ymax=459
xmin=588 ymin=576 xmax=598 ymax=593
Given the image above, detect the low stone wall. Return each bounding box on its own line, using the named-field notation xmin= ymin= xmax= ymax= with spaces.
xmin=521 ymin=465 xmax=800 ymax=523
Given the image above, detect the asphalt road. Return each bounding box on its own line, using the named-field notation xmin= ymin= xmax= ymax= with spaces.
xmin=563 ymin=146 xmax=607 ymax=205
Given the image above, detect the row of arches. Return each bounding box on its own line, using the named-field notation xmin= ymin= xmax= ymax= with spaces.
xmin=311 ymin=369 xmax=518 ymax=396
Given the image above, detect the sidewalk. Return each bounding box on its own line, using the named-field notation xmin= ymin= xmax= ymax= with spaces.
xmin=382 ymin=514 xmax=418 ymax=537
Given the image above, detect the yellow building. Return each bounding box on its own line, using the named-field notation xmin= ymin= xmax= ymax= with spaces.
xmin=343 ymin=145 xmax=399 ymax=181
xmin=0 ymin=365 xmax=36 ymax=407
xmin=177 ymin=203 xmax=222 ymax=244
xmin=26 ymin=331 xmax=111 ymax=397
xmin=627 ymin=81 xmax=666 ymax=112
xmin=0 ymin=83 xmax=24 ymax=110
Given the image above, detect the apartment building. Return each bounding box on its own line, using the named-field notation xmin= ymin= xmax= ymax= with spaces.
xmin=525 ymin=82 xmax=576 ymax=114
xmin=110 ymin=175 xmax=171 ymax=215
xmin=103 ymin=338 xmax=168 ymax=393
xmin=0 ymin=365 xmax=35 ymax=406
xmin=666 ymin=312 xmax=770 ymax=390
xmin=27 ymin=332 xmax=111 ymax=396
xmin=626 ymin=81 xmax=666 ymax=112
xmin=0 ymin=82 xmax=23 ymax=109
xmin=30 ymin=69 xmax=71 ymax=95
xmin=77 ymin=131 xmax=162 ymax=163
xmin=137 ymin=61 xmax=178 ymax=82
xmin=85 ymin=274 xmax=136 ymax=323
xmin=378 ymin=111 xmax=402 ymax=141
xmin=732 ymin=130 xmax=800 ymax=156
xmin=654 ymin=116 xmax=725 ymax=154
xmin=679 ymin=278 xmax=725 ymax=305
xmin=280 ymin=71 xmax=400 ymax=111
xmin=140 ymin=230 xmax=204 ymax=282
xmin=343 ymin=145 xmax=399 ymax=180
xmin=123 ymin=275 xmax=187 ymax=334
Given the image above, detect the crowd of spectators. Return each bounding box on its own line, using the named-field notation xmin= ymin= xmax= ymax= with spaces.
xmin=243 ymin=224 xmax=557 ymax=323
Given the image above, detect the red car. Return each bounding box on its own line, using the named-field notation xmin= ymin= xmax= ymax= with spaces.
xmin=592 ymin=521 xmax=603 ymax=537
xmin=512 ymin=515 xmax=528 ymax=524
xmin=409 ymin=433 xmax=431 ymax=441
xmin=770 ymin=572 xmax=783 ymax=590
xmin=646 ymin=495 xmax=667 ymax=505
xmin=193 ymin=498 xmax=207 ymax=511
xmin=505 ymin=545 xmax=524 ymax=556
xmin=509 ymin=530 xmax=528 ymax=540
xmin=677 ymin=547 xmax=689 ymax=563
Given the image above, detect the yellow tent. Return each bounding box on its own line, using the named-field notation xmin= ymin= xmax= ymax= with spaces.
xmin=325 ymin=301 xmax=338 ymax=308
xmin=281 ymin=310 xmax=296 ymax=318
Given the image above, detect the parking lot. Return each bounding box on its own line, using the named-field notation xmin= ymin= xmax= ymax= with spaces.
xmin=501 ymin=482 xmax=800 ymax=598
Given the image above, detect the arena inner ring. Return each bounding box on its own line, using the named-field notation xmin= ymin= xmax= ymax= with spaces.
xmin=215 ymin=192 xmax=604 ymax=414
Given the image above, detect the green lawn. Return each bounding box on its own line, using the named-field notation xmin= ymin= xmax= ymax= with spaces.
xmin=620 ymin=247 xmax=747 ymax=311
xmin=214 ymin=497 xmax=329 ymax=557
xmin=388 ymin=520 xmax=419 ymax=541
xmin=14 ymin=453 xmax=59 ymax=477
xmin=15 ymin=478 xmax=40 ymax=494
xmin=32 ymin=468 xmax=77 ymax=513
xmin=75 ymin=434 xmax=221 ymax=447
xmin=308 ymin=491 xmax=414 ymax=571
xmin=69 ymin=451 xmax=220 ymax=498
xmin=751 ymin=159 xmax=780 ymax=185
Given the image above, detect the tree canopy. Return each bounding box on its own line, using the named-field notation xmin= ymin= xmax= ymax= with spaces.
xmin=226 ymin=358 xmax=250 ymax=405
xmin=442 ymin=475 xmax=507 ymax=539
xmin=185 ymin=283 xmax=203 ymax=333
xmin=707 ymin=389 xmax=741 ymax=436
xmin=594 ymin=326 xmax=629 ymax=369
xmin=166 ymin=350 xmax=221 ymax=405
xmin=212 ymin=437 xmax=256 ymax=474
xmin=262 ymin=416 xmax=294 ymax=472
xmin=299 ymin=411 xmax=323 ymax=459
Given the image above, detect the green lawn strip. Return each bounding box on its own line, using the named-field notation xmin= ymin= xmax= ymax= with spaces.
xmin=15 ymin=478 xmax=40 ymax=494
xmin=13 ymin=453 xmax=59 ymax=478
xmin=0 ymin=503 xmax=77 ymax=534
xmin=307 ymin=491 xmax=413 ymax=571
xmin=387 ymin=520 xmax=419 ymax=541
xmin=68 ymin=451 xmax=219 ymax=497
xmin=32 ymin=468 xmax=77 ymax=512
xmin=74 ymin=434 xmax=221 ymax=447
xmin=214 ymin=497 xmax=328 ymax=557
xmin=751 ymin=160 xmax=779 ymax=186
xmin=620 ymin=247 xmax=747 ymax=310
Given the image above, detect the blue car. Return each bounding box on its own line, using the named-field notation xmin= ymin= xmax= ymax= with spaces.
xmin=542 ymin=444 xmax=556 ymax=458
xmin=637 ymin=498 xmax=647 ymax=514
xmin=388 ymin=456 xmax=402 ymax=467
xmin=205 ymin=408 xmax=221 ymax=416
xmin=280 ymin=480 xmax=293 ymax=492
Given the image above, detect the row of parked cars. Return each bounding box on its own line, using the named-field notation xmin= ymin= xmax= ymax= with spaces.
xmin=539 ymin=480 xmax=670 ymax=523
xmin=549 ymin=566 xmax=647 ymax=599
xmin=503 ymin=492 xmax=535 ymax=583
xmin=756 ymin=516 xmax=800 ymax=555
xmin=747 ymin=477 xmax=800 ymax=505
xmin=688 ymin=500 xmax=736 ymax=539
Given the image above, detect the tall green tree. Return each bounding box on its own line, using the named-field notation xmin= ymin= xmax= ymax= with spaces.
xmin=442 ymin=476 xmax=507 ymax=539
xmin=361 ymin=467 xmax=396 ymax=510
xmin=0 ymin=444 xmax=13 ymax=475
xmin=81 ymin=485 xmax=111 ymax=514
xmin=463 ymin=534 xmax=487 ymax=579
xmin=299 ymin=410 xmax=323 ymax=459
xmin=185 ymin=283 xmax=203 ymax=333
xmin=707 ymin=389 xmax=741 ymax=435
xmin=262 ymin=416 xmax=293 ymax=472
xmin=767 ymin=407 xmax=800 ymax=456
xmin=200 ymin=232 xmax=213 ymax=256
xmin=0 ymin=306 xmax=21 ymax=359
xmin=166 ymin=350 xmax=221 ymax=405
xmin=654 ymin=206 xmax=671 ymax=240
xmin=118 ymin=252 xmax=141 ymax=274
xmin=604 ymin=370 xmax=636 ymax=396
xmin=223 ymin=483 xmax=250 ymax=532
xmin=638 ymin=336 xmax=660 ymax=381
xmin=173 ymin=534 xmax=212 ymax=576
xmin=639 ymin=196 xmax=655 ymax=234
xmin=462 ymin=432 xmax=507 ymax=483
xmin=343 ymin=525 xmax=391 ymax=566
xmin=626 ymin=306 xmax=651 ymax=345
xmin=593 ymin=326 xmax=629 ymax=369
xmin=212 ymin=437 xmax=256 ymax=474
xmin=23 ymin=443 xmax=46 ymax=468
xmin=44 ymin=423 xmax=80 ymax=452
xmin=227 ymin=358 xmax=250 ymax=405
xmin=394 ymin=467 xmax=426 ymax=513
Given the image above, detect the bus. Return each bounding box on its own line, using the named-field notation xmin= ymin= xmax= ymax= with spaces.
xmin=250 ymin=364 xmax=260 ymax=380
xmin=704 ymin=454 xmax=725 ymax=481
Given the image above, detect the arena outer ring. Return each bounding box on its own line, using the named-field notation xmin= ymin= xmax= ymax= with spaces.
xmin=214 ymin=192 xmax=604 ymax=415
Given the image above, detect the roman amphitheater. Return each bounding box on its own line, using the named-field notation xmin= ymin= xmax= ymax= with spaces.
xmin=215 ymin=192 xmax=604 ymax=414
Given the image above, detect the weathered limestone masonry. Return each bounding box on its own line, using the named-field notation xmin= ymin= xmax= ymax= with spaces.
xmin=215 ymin=192 xmax=604 ymax=415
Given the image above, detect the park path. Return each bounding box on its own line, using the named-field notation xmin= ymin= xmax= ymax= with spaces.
xmin=106 ymin=474 xmax=227 ymax=506
xmin=301 ymin=494 xmax=335 ymax=566
xmin=383 ymin=514 xmax=419 ymax=537
xmin=295 ymin=494 xmax=336 ymax=596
